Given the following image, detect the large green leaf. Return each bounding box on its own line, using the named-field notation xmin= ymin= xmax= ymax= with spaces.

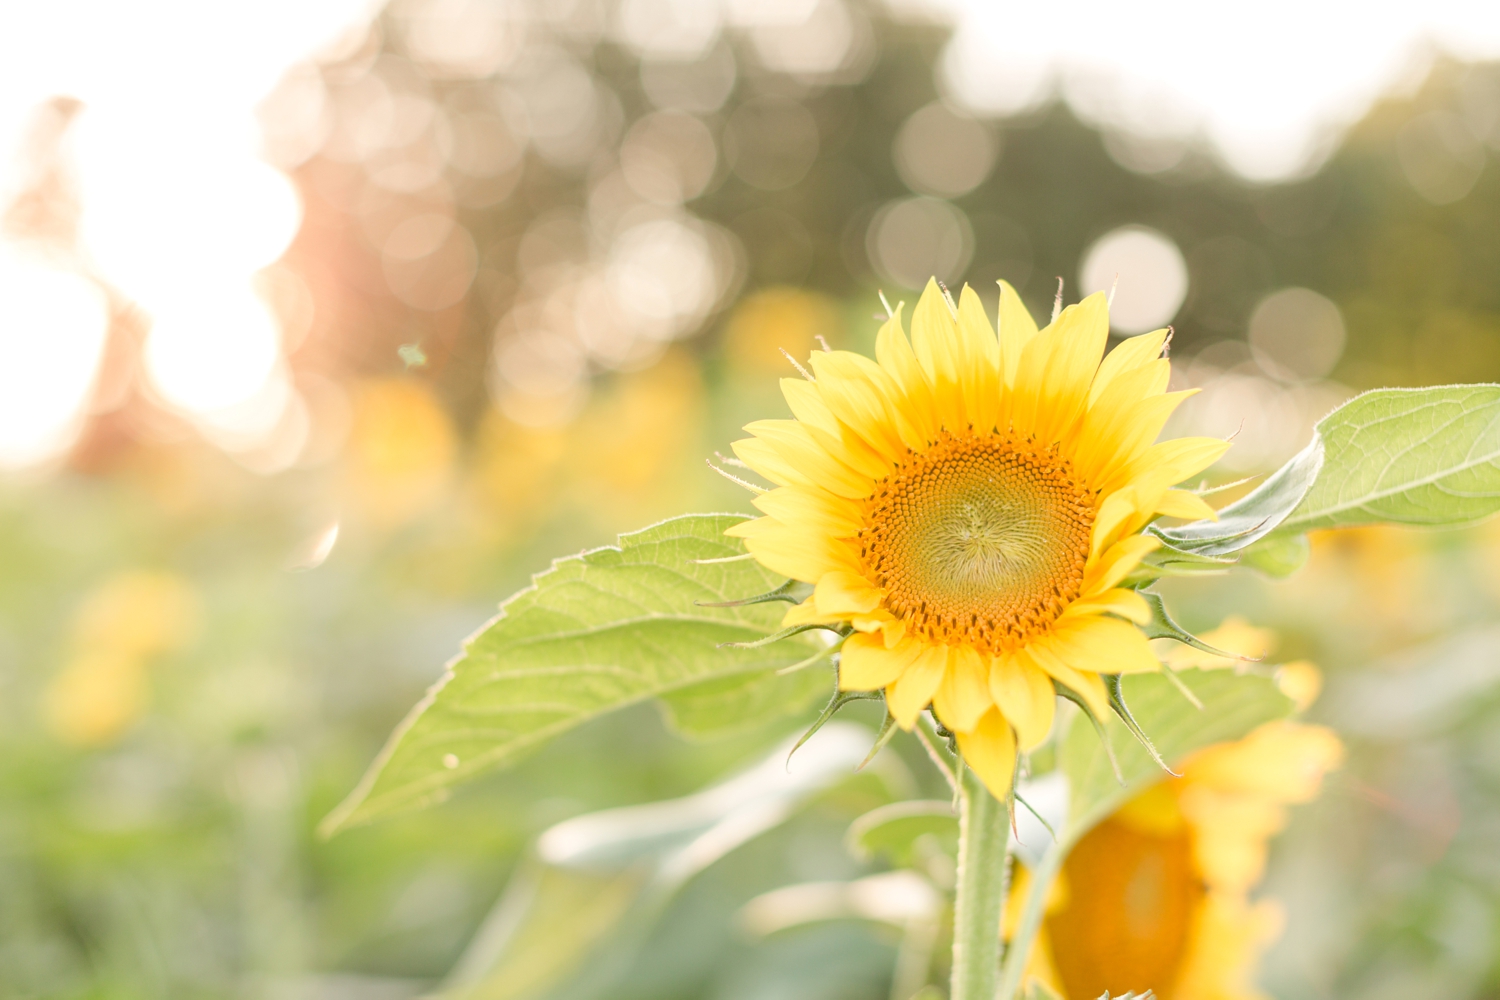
xmin=660 ymin=661 xmax=831 ymax=742
xmin=321 ymin=514 xmax=819 ymax=834
xmin=1270 ymin=384 xmax=1500 ymax=534
xmin=1059 ymin=668 xmax=1294 ymax=841
xmin=1160 ymin=385 xmax=1500 ymax=559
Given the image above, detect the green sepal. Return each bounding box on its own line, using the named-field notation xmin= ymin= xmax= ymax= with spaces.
xmin=694 ymin=577 xmax=808 ymax=607
xmin=1104 ymin=673 xmax=1179 ymax=778
xmin=1051 ymin=678 xmax=1123 ymax=784
xmin=1013 ymin=789 xmax=1059 ymax=845
xmin=790 ymin=687 xmax=882 ymax=761
xmin=718 ymin=621 xmax=847 ymax=650
xmin=1125 ymin=536 xmax=1237 ymax=587
xmin=1138 ymin=591 xmax=1241 ymax=659
xmin=858 ymin=712 xmax=900 ymax=770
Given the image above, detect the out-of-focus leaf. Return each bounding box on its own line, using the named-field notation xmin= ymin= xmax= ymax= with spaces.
xmin=1060 ymin=669 xmax=1294 ymax=841
xmin=1268 ymin=385 xmax=1500 ymax=534
xmin=1237 ymin=532 xmax=1311 ymax=577
xmin=443 ymin=724 xmax=874 ymax=1000
xmin=1154 ymin=437 xmax=1324 ymax=556
xmin=1021 ymin=983 xmax=1064 ymax=1000
xmin=845 ymin=800 xmax=957 ymax=868
xmin=660 ymin=659 xmax=831 ymax=742
xmin=322 ymin=515 xmax=819 ymax=834
xmin=1324 ymin=625 xmax=1500 ymax=739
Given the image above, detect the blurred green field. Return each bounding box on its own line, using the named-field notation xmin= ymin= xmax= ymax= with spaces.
xmin=6 ymin=1 xmax=1500 ymax=998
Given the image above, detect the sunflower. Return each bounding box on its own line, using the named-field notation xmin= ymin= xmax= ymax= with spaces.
xmin=727 ymin=278 xmax=1228 ymax=795
xmin=1009 ymin=714 xmax=1344 ymax=1000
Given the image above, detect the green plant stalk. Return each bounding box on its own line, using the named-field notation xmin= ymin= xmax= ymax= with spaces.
xmin=951 ymin=763 xmax=1009 ymax=1000
xmin=996 ymin=837 xmax=1068 ymax=1000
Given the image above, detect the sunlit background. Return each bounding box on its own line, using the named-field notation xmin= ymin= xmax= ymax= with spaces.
xmin=5 ymin=0 xmax=1500 ymax=996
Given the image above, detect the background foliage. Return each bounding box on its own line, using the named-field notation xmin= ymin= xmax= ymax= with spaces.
xmin=7 ymin=2 xmax=1500 ymax=998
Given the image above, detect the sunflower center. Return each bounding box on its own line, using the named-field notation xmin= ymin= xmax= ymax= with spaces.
xmin=859 ymin=431 xmax=1094 ymax=653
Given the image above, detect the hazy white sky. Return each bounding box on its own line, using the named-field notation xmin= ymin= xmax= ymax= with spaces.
xmin=927 ymin=0 xmax=1500 ymax=179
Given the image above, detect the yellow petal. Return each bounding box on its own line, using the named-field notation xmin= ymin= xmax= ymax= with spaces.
xmin=731 ymin=436 xmax=814 ymax=489
xmin=1083 ymin=534 xmax=1160 ymax=595
xmin=1014 ymin=292 xmax=1110 ymax=444
xmin=781 ymin=378 xmax=892 ymax=480
xmin=782 ymin=596 xmax=845 ymax=627
xmin=932 ymin=644 xmax=993 ymax=733
xmin=808 ymin=350 xmax=912 ymax=460
xmin=1088 ymin=328 xmax=1168 ymax=406
xmin=957 ymin=284 xmax=1002 ymax=433
xmin=910 ymin=278 xmax=968 ymax=433
xmin=990 ymin=650 xmax=1056 ymax=751
xmin=814 ymin=570 xmax=883 ymax=615
xmin=1028 ymin=644 xmax=1110 ymax=719
xmin=1045 ymin=616 xmax=1161 ymax=675
xmin=1275 ymin=660 xmax=1322 ymax=712
xmin=744 ymin=419 xmax=875 ymax=499
xmin=996 ymin=279 xmax=1038 ymax=390
xmin=724 ymin=515 xmax=770 ymax=539
xmin=743 ymin=523 xmax=860 ymax=582
xmin=1078 ymin=383 xmax=1196 ymax=488
xmin=752 ymin=486 xmax=864 ymax=539
xmin=887 ymin=642 xmax=948 ymax=729
xmin=1088 ymin=486 xmax=1149 ymax=561
xmin=1072 ymin=367 xmax=1190 ymax=484
xmin=1156 ymin=488 xmax=1217 ymax=521
xmin=880 ymin=616 xmax=907 ymax=647
xmin=1097 ymin=435 xmax=1230 ymax=499
xmin=874 ymin=302 xmax=940 ymax=448
xmin=1062 ymin=587 xmax=1152 ymax=625
xmin=840 ymin=633 xmax=921 ymax=690
xmin=955 ymin=708 xmax=1018 ymax=799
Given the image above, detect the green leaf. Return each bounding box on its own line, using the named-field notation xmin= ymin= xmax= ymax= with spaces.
xmin=1154 ymin=435 xmax=1324 ymax=556
xmin=845 ymin=800 xmax=957 ymax=867
xmin=1238 ymin=532 xmax=1311 ymax=577
xmin=443 ymin=723 xmax=875 ymax=1000
xmin=1060 ymin=668 xmax=1293 ymax=841
xmin=659 ymin=661 xmax=831 ymax=741
xmin=1270 ymin=384 xmax=1500 ymax=534
xmin=322 ymin=514 xmax=819 ymax=834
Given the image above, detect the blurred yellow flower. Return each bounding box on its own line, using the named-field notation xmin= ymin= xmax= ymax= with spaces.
xmin=730 ymin=279 xmax=1227 ymax=797
xmin=573 ymin=349 xmax=704 ymax=501
xmin=343 ymin=378 xmax=457 ymax=527
xmin=722 ymin=286 xmax=844 ymax=373
xmin=45 ymin=571 xmax=200 ymax=747
xmin=1012 ymin=717 xmax=1344 ymax=999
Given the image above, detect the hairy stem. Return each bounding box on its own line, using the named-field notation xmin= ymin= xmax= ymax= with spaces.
xmin=951 ymin=764 xmax=1009 ymax=1000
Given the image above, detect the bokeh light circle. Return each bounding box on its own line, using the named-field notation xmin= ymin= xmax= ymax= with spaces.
xmin=867 ymin=197 xmax=974 ymax=291
xmin=1079 ymin=225 xmax=1188 ymax=334
xmin=893 ymin=101 xmax=998 ymax=198
xmin=1249 ymin=287 xmax=1346 ymax=382
xmin=144 ymin=283 xmax=284 ymax=416
xmin=0 ymin=248 xmax=111 ymax=468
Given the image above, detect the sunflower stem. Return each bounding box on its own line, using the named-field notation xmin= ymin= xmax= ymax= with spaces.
xmin=951 ymin=763 xmax=1009 ymax=1000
